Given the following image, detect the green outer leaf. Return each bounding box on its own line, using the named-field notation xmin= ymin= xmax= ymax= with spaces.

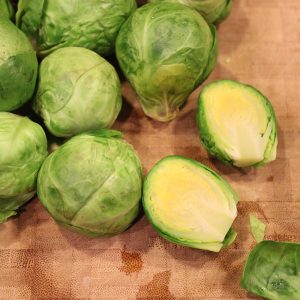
xmin=241 ymin=241 xmax=300 ymax=300
xmin=37 ymin=129 xmax=143 ymax=237
xmin=0 ymin=0 xmax=14 ymax=20
xmin=0 ymin=210 xmax=17 ymax=223
xmin=222 ymin=227 xmax=237 ymax=248
xmin=116 ymin=3 xmax=217 ymax=122
xmin=16 ymin=0 xmax=45 ymax=45
xmin=34 ymin=47 xmax=122 ymax=137
xmin=199 ymin=23 xmax=218 ymax=84
xmin=249 ymin=214 xmax=266 ymax=243
xmin=149 ymin=0 xmax=232 ymax=24
xmin=215 ymin=0 xmax=232 ymax=24
xmin=197 ymin=79 xmax=278 ymax=167
xmin=0 ymin=112 xmax=48 ymax=222
xmin=142 ymin=155 xmax=238 ymax=252
xmin=16 ymin=0 xmax=137 ymax=57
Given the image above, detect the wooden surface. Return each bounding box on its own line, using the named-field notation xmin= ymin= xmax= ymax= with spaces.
xmin=1 ymin=0 xmax=300 ymax=299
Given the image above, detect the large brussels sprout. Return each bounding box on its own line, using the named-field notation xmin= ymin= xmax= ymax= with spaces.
xmin=0 ymin=18 xmax=38 ymax=111
xmin=34 ymin=47 xmax=122 ymax=138
xmin=16 ymin=0 xmax=137 ymax=57
xmin=116 ymin=3 xmax=217 ymax=122
xmin=197 ymin=80 xmax=278 ymax=167
xmin=143 ymin=156 xmax=238 ymax=252
xmin=0 ymin=0 xmax=14 ymax=20
xmin=0 ymin=112 xmax=48 ymax=223
xmin=149 ymin=0 xmax=232 ymax=24
xmin=37 ymin=130 xmax=143 ymax=237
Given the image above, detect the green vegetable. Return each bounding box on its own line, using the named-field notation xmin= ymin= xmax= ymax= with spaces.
xmin=34 ymin=47 xmax=122 ymax=138
xmin=0 ymin=112 xmax=48 ymax=223
xmin=0 ymin=0 xmax=14 ymax=20
xmin=116 ymin=3 xmax=217 ymax=121
xmin=197 ymin=80 xmax=278 ymax=167
xmin=149 ymin=0 xmax=232 ymax=24
xmin=250 ymin=214 xmax=266 ymax=243
xmin=0 ymin=18 xmax=38 ymax=111
xmin=143 ymin=155 xmax=238 ymax=252
xmin=16 ymin=0 xmax=137 ymax=57
xmin=241 ymin=241 xmax=300 ymax=300
xmin=37 ymin=129 xmax=143 ymax=237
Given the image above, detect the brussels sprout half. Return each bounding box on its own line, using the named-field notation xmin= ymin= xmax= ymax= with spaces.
xmin=197 ymin=80 xmax=278 ymax=168
xmin=0 ymin=0 xmax=14 ymax=20
xmin=34 ymin=47 xmax=122 ymax=138
xmin=0 ymin=18 xmax=38 ymax=112
xmin=116 ymin=3 xmax=217 ymax=122
xmin=143 ymin=156 xmax=238 ymax=252
xmin=37 ymin=129 xmax=143 ymax=237
xmin=0 ymin=112 xmax=48 ymax=223
xmin=16 ymin=0 xmax=137 ymax=57
xmin=149 ymin=0 xmax=232 ymax=24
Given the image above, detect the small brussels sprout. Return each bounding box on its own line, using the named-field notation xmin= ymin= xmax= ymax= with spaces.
xmin=0 ymin=112 xmax=48 ymax=223
xmin=197 ymin=80 xmax=278 ymax=167
xmin=34 ymin=47 xmax=122 ymax=138
xmin=0 ymin=0 xmax=14 ymax=20
xmin=143 ymin=156 xmax=238 ymax=252
xmin=0 ymin=18 xmax=38 ymax=112
xmin=149 ymin=0 xmax=232 ymax=24
xmin=116 ymin=3 xmax=217 ymax=122
xmin=16 ymin=0 xmax=137 ymax=57
xmin=37 ymin=130 xmax=143 ymax=237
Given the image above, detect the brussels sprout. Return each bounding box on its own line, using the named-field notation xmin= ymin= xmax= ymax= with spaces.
xmin=0 ymin=112 xmax=48 ymax=223
xmin=241 ymin=241 xmax=300 ymax=300
xmin=116 ymin=3 xmax=217 ymax=122
xmin=0 ymin=18 xmax=38 ymax=112
xmin=149 ymin=0 xmax=232 ymax=24
xmin=37 ymin=129 xmax=143 ymax=237
xmin=34 ymin=47 xmax=122 ymax=138
xmin=143 ymin=156 xmax=238 ymax=252
xmin=16 ymin=0 xmax=137 ymax=57
xmin=0 ymin=0 xmax=14 ymax=20
xmin=197 ymin=80 xmax=278 ymax=167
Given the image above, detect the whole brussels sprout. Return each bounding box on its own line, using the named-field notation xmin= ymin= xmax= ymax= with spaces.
xmin=0 ymin=18 xmax=38 ymax=111
xmin=143 ymin=156 xmax=238 ymax=252
xmin=197 ymin=80 xmax=278 ymax=167
xmin=116 ymin=3 xmax=217 ymax=122
xmin=0 ymin=112 xmax=48 ymax=223
xmin=37 ymin=130 xmax=143 ymax=237
xmin=34 ymin=47 xmax=122 ymax=138
xmin=149 ymin=0 xmax=232 ymax=24
xmin=16 ymin=0 xmax=137 ymax=57
xmin=0 ymin=0 xmax=14 ymax=20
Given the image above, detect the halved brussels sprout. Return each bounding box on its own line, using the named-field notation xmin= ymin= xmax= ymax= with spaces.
xmin=143 ymin=156 xmax=238 ymax=252
xmin=37 ymin=129 xmax=143 ymax=237
xmin=0 ymin=0 xmax=14 ymax=20
xmin=16 ymin=0 xmax=137 ymax=57
xmin=197 ymin=80 xmax=278 ymax=167
xmin=34 ymin=47 xmax=122 ymax=138
xmin=149 ymin=0 xmax=232 ymax=24
xmin=0 ymin=112 xmax=48 ymax=223
xmin=0 ymin=18 xmax=38 ymax=111
xmin=116 ymin=3 xmax=217 ymax=122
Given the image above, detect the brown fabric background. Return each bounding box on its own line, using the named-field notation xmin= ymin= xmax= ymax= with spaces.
xmin=1 ymin=0 xmax=300 ymax=299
